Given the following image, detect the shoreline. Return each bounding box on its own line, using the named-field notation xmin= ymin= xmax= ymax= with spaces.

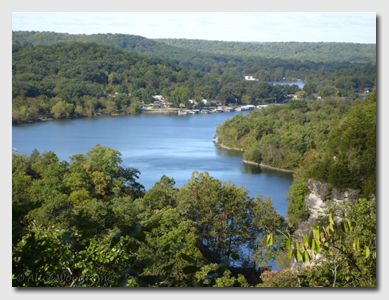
xmin=12 ymin=110 xmax=177 ymax=125
xmin=242 ymin=160 xmax=295 ymax=173
xmin=216 ymin=143 xmax=244 ymax=152
xmin=216 ymin=143 xmax=295 ymax=173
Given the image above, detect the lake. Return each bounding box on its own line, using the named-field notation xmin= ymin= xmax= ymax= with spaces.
xmin=271 ymin=82 xmax=305 ymax=89
xmin=12 ymin=111 xmax=293 ymax=217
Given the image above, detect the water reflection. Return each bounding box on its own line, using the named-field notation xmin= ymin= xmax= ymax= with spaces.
xmin=241 ymin=163 xmax=261 ymax=174
xmin=215 ymin=146 xmax=244 ymax=157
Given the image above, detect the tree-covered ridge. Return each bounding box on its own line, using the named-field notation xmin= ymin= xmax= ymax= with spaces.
xmin=11 ymin=42 xmax=301 ymax=122
xmin=12 ymin=31 xmax=376 ymax=83
xmin=156 ymin=39 xmax=376 ymax=64
xmin=215 ymin=96 xmax=360 ymax=170
xmin=12 ymin=31 xmax=376 ymax=64
xmin=12 ymin=41 xmax=376 ymax=123
xmin=215 ymin=90 xmax=376 ymax=226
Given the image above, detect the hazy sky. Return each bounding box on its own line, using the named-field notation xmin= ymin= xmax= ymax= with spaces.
xmin=12 ymin=12 xmax=376 ymax=44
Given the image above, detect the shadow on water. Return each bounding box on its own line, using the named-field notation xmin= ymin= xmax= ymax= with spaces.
xmin=242 ymin=163 xmax=294 ymax=179
xmin=215 ymin=145 xmax=244 ymax=157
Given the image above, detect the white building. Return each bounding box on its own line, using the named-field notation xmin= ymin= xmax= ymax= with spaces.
xmin=153 ymin=95 xmax=164 ymax=101
xmin=244 ymin=76 xmax=258 ymax=81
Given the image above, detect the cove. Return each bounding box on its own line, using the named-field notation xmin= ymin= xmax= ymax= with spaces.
xmin=12 ymin=111 xmax=293 ymax=217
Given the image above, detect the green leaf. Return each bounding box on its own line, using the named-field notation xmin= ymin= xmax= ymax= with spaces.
xmin=134 ymin=225 xmax=142 ymax=236
xmin=127 ymin=226 xmax=135 ymax=236
xmin=267 ymin=233 xmax=273 ymax=246
xmin=345 ymin=218 xmax=352 ymax=232
xmin=133 ymin=231 xmax=146 ymax=242
xmin=310 ymin=239 xmax=316 ymax=250
xmin=286 ymin=237 xmax=291 ymax=250
xmin=329 ymin=212 xmax=334 ymax=225
xmin=124 ymin=268 xmax=138 ymax=276
xmin=341 ymin=221 xmax=348 ymax=233
xmin=161 ymin=244 xmax=171 ymax=252
xmin=303 ymin=235 xmax=309 ymax=248
xmin=139 ymin=276 xmax=157 ymax=286
xmin=141 ymin=224 xmax=153 ymax=232
xmin=353 ymin=238 xmax=360 ymax=251
xmin=363 ymin=246 xmax=370 ymax=258
xmin=302 ymin=251 xmax=308 ymax=263
xmin=314 ymin=228 xmax=320 ymax=241
xmin=217 ymin=259 xmax=230 ymax=269
xmin=231 ymin=252 xmax=240 ymax=260
xmin=162 ymin=263 xmax=175 ymax=273
xmin=126 ymin=241 xmax=139 ymax=253
xmin=118 ymin=275 xmax=128 ymax=287
xmin=288 ymin=248 xmax=295 ymax=259
xmin=294 ymin=241 xmax=299 ymax=251
xmin=109 ymin=231 xmax=122 ymax=250
xmin=180 ymin=253 xmax=196 ymax=263
xmin=303 ymin=250 xmax=311 ymax=263
xmin=183 ymin=266 xmax=200 ymax=275
xmin=315 ymin=242 xmax=321 ymax=254
xmin=132 ymin=261 xmax=147 ymax=274
xmin=295 ymin=250 xmax=303 ymax=262
xmin=323 ymin=242 xmax=329 ymax=251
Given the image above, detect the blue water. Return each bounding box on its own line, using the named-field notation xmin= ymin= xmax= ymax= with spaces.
xmin=271 ymin=82 xmax=305 ymax=89
xmin=13 ymin=111 xmax=294 ymax=270
xmin=12 ymin=111 xmax=293 ymax=216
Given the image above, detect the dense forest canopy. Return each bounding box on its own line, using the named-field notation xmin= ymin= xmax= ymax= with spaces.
xmin=13 ymin=31 xmax=376 ymax=82
xmin=12 ymin=37 xmax=376 ymax=123
xmin=13 ymin=31 xmax=376 ymax=64
xmin=215 ymin=90 xmax=376 ymax=227
xmin=155 ymin=38 xmax=376 ymax=64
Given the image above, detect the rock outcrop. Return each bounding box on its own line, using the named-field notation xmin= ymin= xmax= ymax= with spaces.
xmin=305 ymin=179 xmax=360 ymax=222
xmin=290 ymin=179 xmax=361 ymax=270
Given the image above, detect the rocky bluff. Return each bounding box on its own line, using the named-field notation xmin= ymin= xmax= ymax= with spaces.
xmin=290 ymin=179 xmax=361 ymax=270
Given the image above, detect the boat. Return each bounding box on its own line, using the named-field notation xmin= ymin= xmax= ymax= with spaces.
xmin=178 ymin=110 xmax=188 ymax=115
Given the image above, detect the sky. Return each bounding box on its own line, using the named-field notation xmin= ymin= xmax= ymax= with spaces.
xmin=11 ymin=12 xmax=376 ymax=44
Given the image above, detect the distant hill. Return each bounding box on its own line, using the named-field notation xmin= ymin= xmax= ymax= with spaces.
xmin=155 ymin=38 xmax=376 ymax=64
xmin=12 ymin=31 xmax=375 ymax=82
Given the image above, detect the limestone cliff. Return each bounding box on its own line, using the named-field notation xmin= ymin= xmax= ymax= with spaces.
xmin=290 ymin=179 xmax=361 ymax=270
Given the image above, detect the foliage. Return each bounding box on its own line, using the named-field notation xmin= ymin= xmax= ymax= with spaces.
xmin=308 ymin=89 xmax=376 ymax=196
xmin=12 ymin=32 xmax=376 ymax=123
xmin=267 ymin=197 xmax=376 ymax=287
xmin=259 ymin=269 xmax=299 ymax=287
xmin=12 ymin=145 xmax=289 ymax=287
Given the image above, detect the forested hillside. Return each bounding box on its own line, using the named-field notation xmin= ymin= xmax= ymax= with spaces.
xmin=13 ymin=31 xmax=376 ymax=83
xmin=216 ymin=90 xmax=376 ymax=226
xmin=156 ymin=39 xmax=376 ymax=64
xmin=11 ymin=42 xmax=308 ymax=123
xmin=12 ymin=39 xmax=376 ymax=123
xmin=13 ymin=31 xmax=376 ymax=64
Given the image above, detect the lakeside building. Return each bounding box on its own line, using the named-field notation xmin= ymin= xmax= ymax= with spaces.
xmin=244 ymin=75 xmax=258 ymax=81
